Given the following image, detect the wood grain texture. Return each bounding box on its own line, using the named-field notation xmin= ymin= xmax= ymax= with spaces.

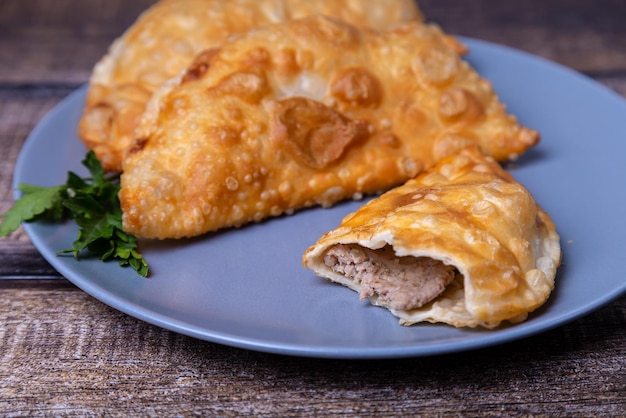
xmin=0 ymin=0 xmax=155 ymax=84
xmin=0 ymin=240 xmax=58 ymax=277
xmin=0 ymin=284 xmax=624 ymax=416
xmin=1 ymin=0 xmax=625 ymax=84
xmin=0 ymin=0 xmax=625 ymax=415
xmin=420 ymin=0 xmax=626 ymax=73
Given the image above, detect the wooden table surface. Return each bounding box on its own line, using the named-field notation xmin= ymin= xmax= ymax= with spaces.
xmin=1 ymin=0 xmax=625 ymax=415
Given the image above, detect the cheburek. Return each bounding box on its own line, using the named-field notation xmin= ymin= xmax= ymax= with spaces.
xmin=78 ymin=0 xmax=425 ymax=171
xmin=120 ymin=16 xmax=539 ymax=239
xmin=303 ymin=147 xmax=561 ymax=328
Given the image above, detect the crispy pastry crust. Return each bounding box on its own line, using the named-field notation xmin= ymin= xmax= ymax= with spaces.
xmin=120 ymin=16 xmax=539 ymax=239
xmin=77 ymin=0 xmax=424 ymax=171
xmin=303 ymin=147 xmax=561 ymax=328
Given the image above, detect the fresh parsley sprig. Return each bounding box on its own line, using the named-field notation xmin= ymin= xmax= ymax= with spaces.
xmin=0 ymin=151 xmax=149 ymax=277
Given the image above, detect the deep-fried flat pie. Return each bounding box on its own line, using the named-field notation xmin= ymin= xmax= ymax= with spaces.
xmin=303 ymin=147 xmax=561 ymax=328
xmin=78 ymin=0 xmax=425 ymax=171
xmin=120 ymin=16 xmax=539 ymax=239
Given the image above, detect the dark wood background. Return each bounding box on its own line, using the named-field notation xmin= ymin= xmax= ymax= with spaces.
xmin=1 ymin=0 xmax=624 ymax=415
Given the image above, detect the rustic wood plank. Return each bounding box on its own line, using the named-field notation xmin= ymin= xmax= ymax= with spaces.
xmin=0 ymin=285 xmax=623 ymax=415
xmin=0 ymin=239 xmax=59 ymax=277
xmin=0 ymin=0 xmax=156 ymax=84
xmin=0 ymin=0 xmax=625 ymax=85
xmin=420 ymin=0 xmax=626 ymax=73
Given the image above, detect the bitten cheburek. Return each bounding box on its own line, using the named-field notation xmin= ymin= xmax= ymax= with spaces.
xmin=303 ymin=147 xmax=561 ymax=328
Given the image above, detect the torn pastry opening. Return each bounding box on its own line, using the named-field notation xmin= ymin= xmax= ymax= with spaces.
xmin=323 ymin=244 xmax=460 ymax=311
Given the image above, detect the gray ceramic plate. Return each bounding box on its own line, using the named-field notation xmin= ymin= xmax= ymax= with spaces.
xmin=14 ymin=38 xmax=626 ymax=358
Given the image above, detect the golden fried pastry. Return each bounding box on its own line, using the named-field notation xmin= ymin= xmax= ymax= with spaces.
xmin=120 ymin=16 xmax=538 ymax=239
xmin=78 ymin=0 xmax=424 ymax=171
xmin=303 ymin=147 xmax=561 ymax=328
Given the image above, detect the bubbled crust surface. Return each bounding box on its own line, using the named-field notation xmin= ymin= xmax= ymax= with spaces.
xmin=78 ymin=0 xmax=424 ymax=172
xmin=303 ymin=147 xmax=561 ymax=328
xmin=120 ymin=16 xmax=539 ymax=239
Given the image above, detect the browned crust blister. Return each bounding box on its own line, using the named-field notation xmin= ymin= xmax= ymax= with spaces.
xmin=120 ymin=15 xmax=538 ymax=239
xmin=78 ymin=0 xmax=425 ymax=172
xmin=303 ymin=147 xmax=561 ymax=328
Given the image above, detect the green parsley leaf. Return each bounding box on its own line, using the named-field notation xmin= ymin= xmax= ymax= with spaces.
xmin=0 ymin=184 xmax=66 ymax=236
xmin=82 ymin=150 xmax=105 ymax=186
xmin=0 ymin=150 xmax=149 ymax=277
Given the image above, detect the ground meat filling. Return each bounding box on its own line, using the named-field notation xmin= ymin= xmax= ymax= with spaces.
xmin=324 ymin=244 xmax=457 ymax=310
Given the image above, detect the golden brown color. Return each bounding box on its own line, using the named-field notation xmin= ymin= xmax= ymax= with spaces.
xmin=77 ymin=0 xmax=424 ymax=171
xmin=2 ymin=1 xmax=625 ymax=415
xmin=303 ymin=147 xmax=561 ymax=328
xmin=120 ymin=16 xmax=538 ymax=239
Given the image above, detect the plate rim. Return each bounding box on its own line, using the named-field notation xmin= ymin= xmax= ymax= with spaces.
xmin=13 ymin=37 xmax=626 ymax=359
